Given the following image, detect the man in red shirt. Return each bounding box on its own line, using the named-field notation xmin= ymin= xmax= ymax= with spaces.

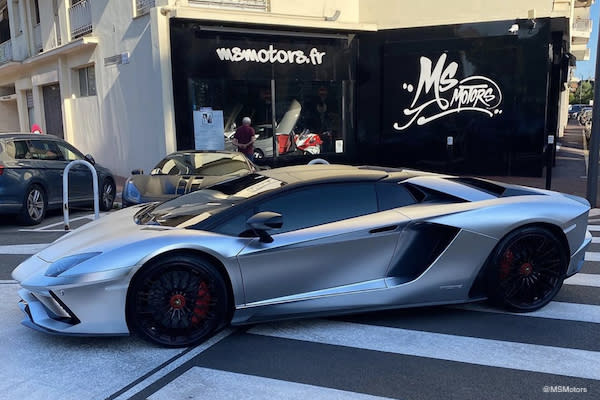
xmin=232 ymin=117 xmax=256 ymax=161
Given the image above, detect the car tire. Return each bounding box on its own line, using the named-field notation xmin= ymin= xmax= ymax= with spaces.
xmin=127 ymin=254 xmax=229 ymax=347
xmin=486 ymin=226 xmax=567 ymax=312
xmin=18 ymin=184 xmax=47 ymax=225
xmin=99 ymin=179 xmax=115 ymax=211
xmin=254 ymin=148 xmax=264 ymax=160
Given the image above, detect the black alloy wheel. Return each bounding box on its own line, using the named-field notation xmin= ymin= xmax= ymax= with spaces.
xmin=253 ymin=148 xmax=264 ymax=160
xmin=127 ymin=255 xmax=228 ymax=347
xmin=19 ymin=184 xmax=47 ymax=225
xmin=99 ymin=179 xmax=115 ymax=211
xmin=487 ymin=226 xmax=567 ymax=312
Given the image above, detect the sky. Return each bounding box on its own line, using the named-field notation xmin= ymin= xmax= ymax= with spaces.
xmin=575 ymin=1 xmax=599 ymax=80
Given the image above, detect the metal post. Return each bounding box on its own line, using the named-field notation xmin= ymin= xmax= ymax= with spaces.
xmin=546 ymin=135 xmax=554 ymax=189
xmin=446 ymin=136 xmax=454 ymax=173
xmin=586 ymin=27 xmax=600 ymax=207
xmin=63 ymin=160 xmax=99 ymax=230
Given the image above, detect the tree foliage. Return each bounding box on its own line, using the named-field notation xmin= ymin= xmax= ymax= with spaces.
xmin=570 ymin=80 xmax=594 ymax=104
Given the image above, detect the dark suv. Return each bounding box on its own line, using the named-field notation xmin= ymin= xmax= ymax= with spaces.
xmin=0 ymin=133 xmax=116 ymax=225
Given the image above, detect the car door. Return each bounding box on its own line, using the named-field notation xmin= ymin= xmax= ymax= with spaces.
xmin=55 ymin=141 xmax=92 ymax=202
xmin=27 ymin=139 xmax=68 ymax=206
xmin=234 ymin=183 xmax=411 ymax=305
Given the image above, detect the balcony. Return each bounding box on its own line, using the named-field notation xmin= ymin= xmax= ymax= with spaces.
xmin=69 ymin=0 xmax=93 ymax=39
xmin=136 ymin=0 xmax=155 ymax=16
xmin=0 ymin=40 xmax=13 ymax=65
xmin=188 ymin=0 xmax=270 ymax=11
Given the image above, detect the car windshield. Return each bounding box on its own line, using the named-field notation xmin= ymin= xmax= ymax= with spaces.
xmin=137 ymin=173 xmax=285 ymax=227
xmin=152 ymin=152 xmax=250 ymax=176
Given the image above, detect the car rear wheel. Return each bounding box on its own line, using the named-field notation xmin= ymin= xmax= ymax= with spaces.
xmin=127 ymin=255 xmax=228 ymax=347
xmin=487 ymin=226 xmax=567 ymax=312
xmin=18 ymin=185 xmax=46 ymax=225
xmin=99 ymin=179 xmax=115 ymax=211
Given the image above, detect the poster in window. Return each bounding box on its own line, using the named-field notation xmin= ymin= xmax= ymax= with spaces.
xmin=193 ymin=108 xmax=225 ymax=150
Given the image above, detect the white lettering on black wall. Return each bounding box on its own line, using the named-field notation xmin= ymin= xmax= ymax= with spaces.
xmin=216 ymin=45 xmax=326 ymax=65
xmin=393 ymin=54 xmax=503 ymax=131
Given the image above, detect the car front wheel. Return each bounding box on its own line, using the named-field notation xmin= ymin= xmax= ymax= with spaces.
xmin=127 ymin=254 xmax=228 ymax=347
xmin=486 ymin=226 xmax=567 ymax=312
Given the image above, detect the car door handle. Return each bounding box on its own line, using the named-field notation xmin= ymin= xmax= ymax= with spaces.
xmin=369 ymin=225 xmax=398 ymax=234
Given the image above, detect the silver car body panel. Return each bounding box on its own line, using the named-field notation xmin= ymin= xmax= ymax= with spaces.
xmin=11 ymin=166 xmax=591 ymax=336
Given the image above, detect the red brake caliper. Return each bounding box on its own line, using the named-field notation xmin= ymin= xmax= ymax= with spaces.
xmin=191 ymin=282 xmax=212 ymax=325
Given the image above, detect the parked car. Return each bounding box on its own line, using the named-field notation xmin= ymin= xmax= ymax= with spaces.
xmin=0 ymin=133 xmax=115 ymax=225
xmin=569 ymin=104 xmax=588 ymax=119
xmin=12 ymin=164 xmax=591 ymax=347
xmin=122 ymin=150 xmax=256 ymax=206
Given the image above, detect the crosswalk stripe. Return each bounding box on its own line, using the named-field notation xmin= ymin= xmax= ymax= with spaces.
xmin=0 ymin=243 xmax=48 ymax=255
xmin=589 ymin=209 xmax=600 ymax=217
xmin=564 ymin=273 xmax=600 ymax=287
xmin=148 ymin=367 xmax=394 ymax=400
xmin=453 ymin=301 xmax=600 ymax=324
xmin=591 ymin=237 xmax=600 ymax=243
xmin=585 ymin=251 xmax=600 ymax=261
xmin=587 ymin=225 xmax=600 ymax=231
xmin=249 ymin=320 xmax=600 ymax=381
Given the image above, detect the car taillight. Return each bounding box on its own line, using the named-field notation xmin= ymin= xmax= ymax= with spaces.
xmin=0 ymin=163 xmax=4 ymax=175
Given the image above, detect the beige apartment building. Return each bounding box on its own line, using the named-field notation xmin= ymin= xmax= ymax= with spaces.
xmin=0 ymin=0 xmax=595 ymax=177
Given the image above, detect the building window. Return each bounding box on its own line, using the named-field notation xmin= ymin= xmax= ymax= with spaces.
xmin=135 ymin=0 xmax=155 ymax=17
xmin=77 ymin=65 xmax=96 ymax=97
xmin=25 ymin=89 xmax=34 ymax=127
xmin=32 ymin=0 xmax=40 ymax=24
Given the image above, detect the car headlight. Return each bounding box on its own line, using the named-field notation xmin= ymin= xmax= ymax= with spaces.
xmin=125 ymin=181 xmax=142 ymax=202
xmin=45 ymin=252 xmax=102 ymax=277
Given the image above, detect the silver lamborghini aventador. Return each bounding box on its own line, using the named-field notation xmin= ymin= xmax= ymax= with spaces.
xmin=12 ymin=165 xmax=592 ymax=347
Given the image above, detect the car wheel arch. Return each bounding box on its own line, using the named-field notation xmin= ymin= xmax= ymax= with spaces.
xmin=126 ymin=249 xmax=236 ymax=328
xmin=468 ymin=222 xmax=570 ymax=299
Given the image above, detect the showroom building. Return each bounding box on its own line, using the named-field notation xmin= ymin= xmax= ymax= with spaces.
xmin=0 ymin=0 xmax=595 ymax=178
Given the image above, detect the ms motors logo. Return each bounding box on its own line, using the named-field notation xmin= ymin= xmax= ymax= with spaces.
xmin=393 ymin=53 xmax=503 ymax=131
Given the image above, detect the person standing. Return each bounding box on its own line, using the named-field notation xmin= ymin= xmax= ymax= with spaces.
xmin=232 ymin=117 xmax=256 ymax=161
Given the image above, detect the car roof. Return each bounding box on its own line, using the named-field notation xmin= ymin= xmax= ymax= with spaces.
xmin=258 ymin=164 xmax=443 ymax=185
xmin=0 ymin=133 xmax=62 ymax=141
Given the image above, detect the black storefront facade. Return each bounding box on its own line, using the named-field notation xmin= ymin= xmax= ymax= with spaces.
xmin=170 ymin=17 xmax=570 ymax=176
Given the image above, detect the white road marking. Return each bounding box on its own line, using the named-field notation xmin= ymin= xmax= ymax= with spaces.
xmin=148 ymin=367 xmax=394 ymax=400
xmin=591 ymin=237 xmax=600 ymax=243
xmin=18 ymin=213 xmax=105 ymax=232
xmin=249 ymin=320 xmax=600 ymax=381
xmin=564 ymin=273 xmax=600 ymax=288
xmin=111 ymin=329 xmax=236 ymax=400
xmin=0 ymin=280 xmax=17 ymax=284
xmin=589 ymin=209 xmax=600 ymax=217
xmin=453 ymin=301 xmax=600 ymax=324
xmin=587 ymin=225 xmax=600 ymax=231
xmin=585 ymin=251 xmax=600 ymax=261
xmin=0 ymin=243 xmax=49 ymax=255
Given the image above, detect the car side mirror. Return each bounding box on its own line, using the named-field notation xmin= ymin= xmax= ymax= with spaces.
xmin=131 ymin=169 xmax=144 ymax=175
xmin=246 ymin=211 xmax=283 ymax=243
xmin=84 ymin=154 xmax=96 ymax=165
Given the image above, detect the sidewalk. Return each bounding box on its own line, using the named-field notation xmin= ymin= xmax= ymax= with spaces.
xmin=483 ymin=121 xmax=589 ymax=199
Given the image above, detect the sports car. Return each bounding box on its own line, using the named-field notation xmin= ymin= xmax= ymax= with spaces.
xmin=12 ymin=164 xmax=591 ymax=347
xmin=122 ymin=150 xmax=256 ymax=206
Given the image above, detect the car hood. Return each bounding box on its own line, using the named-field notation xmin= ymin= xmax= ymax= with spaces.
xmin=35 ymin=206 xmax=163 ymax=263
